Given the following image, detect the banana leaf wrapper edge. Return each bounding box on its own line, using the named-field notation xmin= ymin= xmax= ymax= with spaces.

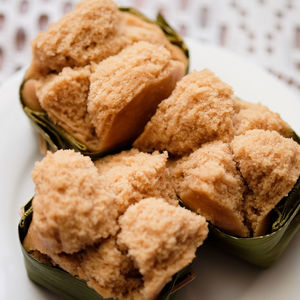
xmin=176 ymin=133 xmax=300 ymax=268
xmin=209 ymin=190 xmax=300 ymax=268
xmin=201 ymin=133 xmax=300 ymax=267
xmin=18 ymin=199 xmax=195 ymax=300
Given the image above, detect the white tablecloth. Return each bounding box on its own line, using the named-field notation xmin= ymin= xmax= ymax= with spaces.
xmin=0 ymin=0 xmax=299 ymax=95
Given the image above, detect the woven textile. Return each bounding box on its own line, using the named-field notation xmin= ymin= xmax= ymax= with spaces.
xmin=0 ymin=0 xmax=299 ymax=95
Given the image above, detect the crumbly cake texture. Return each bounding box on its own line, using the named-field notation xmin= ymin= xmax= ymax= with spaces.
xmin=170 ymin=130 xmax=300 ymax=237
xmin=134 ymin=69 xmax=235 ymax=156
xmin=34 ymin=67 xmax=101 ymax=151
xmin=27 ymin=0 xmax=187 ymax=78
xmin=88 ymin=41 xmax=185 ymax=152
xmin=233 ymin=98 xmax=293 ymax=138
xmin=31 ymin=148 xmax=177 ymax=255
xmin=117 ymin=198 xmax=208 ymax=300
xmin=120 ymin=11 xmax=188 ymax=68
xmin=170 ymin=141 xmax=249 ymax=237
xmin=94 ymin=149 xmax=177 ymax=213
xmin=231 ymin=129 xmax=300 ymax=236
xmin=78 ymin=238 xmax=143 ymax=300
xmin=24 ymin=209 xmax=141 ymax=299
xmin=23 ymin=0 xmax=188 ymax=153
xmin=29 ymin=0 xmax=123 ymax=76
xmin=25 ymin=198 xmax=208 ymax=300
xmin=25 ymin=149 xmax=208 ymax=300
xmin=31 ymin=150 xmax=119 ymax=254
xmin=26 ymin=41 xmax=184 ymax=152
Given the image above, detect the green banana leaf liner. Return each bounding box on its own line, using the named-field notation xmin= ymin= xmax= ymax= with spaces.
xmin=194 ymin=132 xmax=300 ymax=268
xmin=208 ymin=178 xmax=300 ymax=268
xmin=20 ymin=7 xmax=189 ymax=160
xmin=177 ymin=133 xmax=300 ymax=268
xmin=18 ymin=199 xmax=195 ymax=300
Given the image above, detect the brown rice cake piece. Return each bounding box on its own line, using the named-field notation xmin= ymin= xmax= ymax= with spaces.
xmin=34 ymin=66 xmax=103 ymax=151
xmin=231 ymin=129 xmax=300 ymax=236
xmin=117 ymin=198 xmax=208 ymax=300
xmin=170 ymin=141 xmax=249 ymax=237
xmin=27 ymin=0 xmax=126 ymax=76
xmin=94 ymin=148 xmax=177 ymax=213
xmin=233 ymin=98 xmax=293 ymax=138
xmin=27 ymin=0 xmax=188 ymax=77
xmin=88 ymin=41 xmax=185 ymax=153
xmin=78 ymin=237 xmax=143 ymax=300
xmin=134 ymin=70 xmax=235 ymax=156
xmin=31 ymin=150 xmax=119 ymax=254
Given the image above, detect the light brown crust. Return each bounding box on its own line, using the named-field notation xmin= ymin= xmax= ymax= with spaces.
xmin=34 ymin=66 xmax=103 ymax=151
xmin=94 ymin=149 xmax=177 ymax=212
xmin=24 ymin=149 xmax=208 ymax=300
xmin=233 ymin=98 xmax=293 ymax=138
xmin=134 ymin=70 xmax=235 ymax=156
xmin=27 ymin=1 xmax=187 ymax=78
xmin=88 ymin=41 xmax=185 ymax=152
xmin=28 ymin=0 xmax=124 ymax=76
xmin=31 ymin=150 xmax=119 ymax=254
xmin=231 ymin=129 xmax=300 ymax=236
xmin=21 ymin=79 xmax=42 ymax=111
xmin=117 ymin=198 xmax=208 ymax=300
xmin=170 ymin=141 xmax=249 ymax=237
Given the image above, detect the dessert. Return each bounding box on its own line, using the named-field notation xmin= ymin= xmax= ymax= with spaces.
xmin=233 ymin=98 xmax=294 ymax=137
xmin=170 ymin=130 xmax=300 ymax=237
xmin=95 ymin=149 xmax=177 ymax=213
xmin=33 ymin=67 xmax=99 ymax=150
xmin=87 ymin=42 xmax=184 ymax=152
xmin=31 ymin=150 xmax=119 ymax=254
xmin=231 ymin=129 xmax=300 ymax=236
xmin=22 ymin=150 xmax=208 ymax=299
xmin=134 ymin=70 xmax=235 ymax=156
xmin=169 ymin=141 xmax=249 ymax=237
xmin=17 ymin=1 xmax=300 ymax=282
xmin=20 ymin=0 xmax=189 ymax=156
xmin=169 ymin=129 xmax=300 ymax=237
xmin=26 ymin=0 xmax=188 ymax=78
xmin=29 ymin=42 xmax=184 ymax=153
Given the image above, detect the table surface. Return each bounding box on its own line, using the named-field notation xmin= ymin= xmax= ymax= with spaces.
xmin=0 ymin=0 xmax=300 ymax=96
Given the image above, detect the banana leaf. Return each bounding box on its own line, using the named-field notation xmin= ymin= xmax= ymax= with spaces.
xmin=20 ymin=8 xmax=189 ymax=159
xmin=178 ymin=177 xmax=300 ymax=268
xmin=18 ymin=199 xmax=195 ymax=300
xmin=202 ymin=132 xmax=300 ymax=268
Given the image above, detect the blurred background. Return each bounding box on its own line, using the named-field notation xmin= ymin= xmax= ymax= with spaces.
xmin=0 ymin=0 xmax=300 ymax=94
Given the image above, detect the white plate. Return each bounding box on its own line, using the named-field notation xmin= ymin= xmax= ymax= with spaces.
xmin=1 ymin=38 xmax=300 ymax=300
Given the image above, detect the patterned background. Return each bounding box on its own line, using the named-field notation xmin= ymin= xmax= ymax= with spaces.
xmin=0 ymin=0 xmax=300 ymax=95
